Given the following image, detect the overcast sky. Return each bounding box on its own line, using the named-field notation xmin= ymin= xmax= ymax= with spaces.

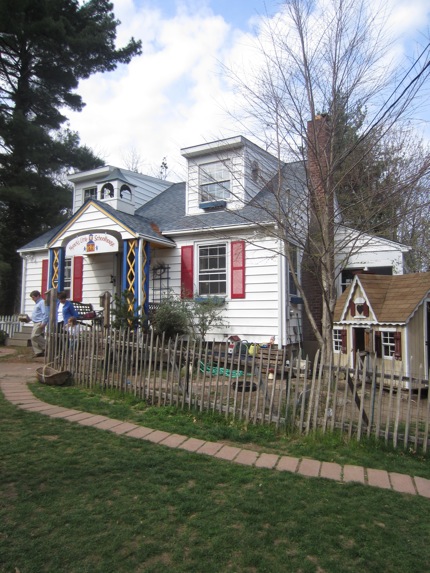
xmin=66 ymin=0 xmax=430 ymax=181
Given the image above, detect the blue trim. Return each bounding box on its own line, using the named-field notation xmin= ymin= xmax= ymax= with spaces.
xmin=199 ymin=200 xmax=227 ymax=210
xmin=134 ymin=242 xmax=139 ymax=315
xmin=48 ymin=249 xmax=55 ymax=289
xmin=143 ymin=242 xmax=151 ymax=318
xmin=194 ymin=296 xmax=225 ymax=306
xmin=122 ymin=241 xmax=128 ymax=292
xmin=58 ymin=248 xmax=65 ymax=291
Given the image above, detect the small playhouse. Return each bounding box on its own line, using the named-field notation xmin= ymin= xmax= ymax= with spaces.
xmin=333 ymin=272 xmax=430 ymax=382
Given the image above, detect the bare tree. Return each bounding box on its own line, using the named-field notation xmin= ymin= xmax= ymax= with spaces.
xmin=223 ymin=0 xmax=430 ymax=361
xmin=121 ymin=145 xmax=145 ymax=173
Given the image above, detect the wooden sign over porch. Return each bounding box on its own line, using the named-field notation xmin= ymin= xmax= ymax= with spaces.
xmin=65 ymin=233 xmax=119 ymax=256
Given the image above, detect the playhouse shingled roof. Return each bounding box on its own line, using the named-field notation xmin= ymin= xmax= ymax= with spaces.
xmin=334 ymin=272 xmax=430 ymax=324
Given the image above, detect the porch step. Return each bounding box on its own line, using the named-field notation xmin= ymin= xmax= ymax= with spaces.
xmin=6 ymin=326 xmax=32 ymax=347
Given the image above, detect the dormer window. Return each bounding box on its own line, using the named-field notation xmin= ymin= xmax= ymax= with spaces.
xmin=199 ymin=160 xmax=230 ymax=202
xmin=101 ymin=183 xmax=114 ymax=199
xmin=120 ymin=184 xmax=132 ymax=200
xmin=84 ymin=187 xmax=97 ymax=202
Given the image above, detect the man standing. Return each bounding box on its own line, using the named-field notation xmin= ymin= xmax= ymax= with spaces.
xmin=29 ymin=290 xmax=47 ymax=357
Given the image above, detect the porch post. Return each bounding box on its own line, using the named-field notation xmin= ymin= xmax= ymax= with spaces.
xmin=140 ymin=240 xmax=151 ymax=319
xmin=122 ymin=238 xmax=139 ymax=317
xmin=48 ymin=247 xmax=65 ymax=291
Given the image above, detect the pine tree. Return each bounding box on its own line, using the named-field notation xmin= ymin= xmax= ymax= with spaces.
xmin=0 ymin=0 xmax=142 ymax=312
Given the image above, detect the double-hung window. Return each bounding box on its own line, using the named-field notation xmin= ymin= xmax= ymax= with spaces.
xmin=382 ymin=331 xmax=395 ymax=357
xmin=198 ymin=244 xmax=226 ymax=295
xmin=199 ymin=161 xmax=230 ymax=202
xmin=333 ymin=329 xmax=343 ymax=352
xmin=64 ymin=258 xmax=72 ymax=298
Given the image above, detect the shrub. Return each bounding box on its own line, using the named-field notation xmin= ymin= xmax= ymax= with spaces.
xmin=0 ymin=330 xmax=8 ymax=346
xmin=111 ymin=290 xmax=146 ymax=329
xmin=151 ymin=294 xmax=228 ymax=342
xmin=151 ymin=296 xmax=189 ymax=340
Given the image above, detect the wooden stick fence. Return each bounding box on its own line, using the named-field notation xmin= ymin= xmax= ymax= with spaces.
xmin=46 ymin=326 xmax=430 ymax=451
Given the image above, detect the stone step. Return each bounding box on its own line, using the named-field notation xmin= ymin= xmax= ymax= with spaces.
xmin=6 ymin=336 xmax=30 ymax=347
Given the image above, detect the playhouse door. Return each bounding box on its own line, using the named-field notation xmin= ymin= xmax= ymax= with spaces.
xmin=353 ymin=327 xmax=366 ymax=368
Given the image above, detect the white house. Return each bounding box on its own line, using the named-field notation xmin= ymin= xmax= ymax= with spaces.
xmin=18 ymin=125 xmax=409 ymax=350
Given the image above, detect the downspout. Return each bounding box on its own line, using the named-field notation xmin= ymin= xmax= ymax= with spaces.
xmin=278 ymin=245 xmax=286 ymax=347
xmin=405 ymin=325 xmax=410 ymax=379
xmin=20 ymin=254 xmax=27 ymax=314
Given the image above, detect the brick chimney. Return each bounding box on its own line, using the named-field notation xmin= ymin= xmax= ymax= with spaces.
xmin=307 ymin=114 xmax=331 ymax=214
xmin=301 ymin=114 xmax=334 ymax=357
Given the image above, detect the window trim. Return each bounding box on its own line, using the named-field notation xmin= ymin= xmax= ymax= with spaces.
xmin=197 ymin=242 xmax=227 ymax=297
xmin=83 ymin=187 xmax=97 ymax=202
xmin=381 ymin=329 xmax=396 ymax=358
xmin=199 ymin=160 xmax=231 ymax=203
xmin=333 ymin=328 xmax=343 ymax=353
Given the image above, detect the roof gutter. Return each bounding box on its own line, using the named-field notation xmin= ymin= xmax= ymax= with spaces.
xmin=164 ymin=221 xmax=275 ymax=236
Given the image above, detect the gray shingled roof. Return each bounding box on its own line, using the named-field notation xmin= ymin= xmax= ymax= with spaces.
xmin=19 ymin=160 xmax=307 ymax=251
xmin=137 ymin=160 xmax=307 ymax=233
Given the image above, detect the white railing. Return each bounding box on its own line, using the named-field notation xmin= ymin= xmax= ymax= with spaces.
xmin=0 ymin=314 xmax=21 ymax=339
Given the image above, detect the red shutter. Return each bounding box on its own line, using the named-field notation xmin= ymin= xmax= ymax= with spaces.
xmin=363 ymin=302 xmax=369 ymax=317
xmin=181 ymin=246 xmax=194 ymax=299
xmin=73 ymin=256 xmax=83 ymax=302
xmin=394 ymin=332 xmax=402 ymax=360
xmin=341 ymin=329 xmax=347 ymax=354
xmin=231 ymin=240 xmax=245 ymax=299
xmin=41 ymin=259 xmax=48 ymax=299
xmin=349 ymin=300 xmax=356 ymax=316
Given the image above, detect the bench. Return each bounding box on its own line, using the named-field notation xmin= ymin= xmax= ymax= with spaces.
xmin=72 ymin=301 xmax=103 ymax=326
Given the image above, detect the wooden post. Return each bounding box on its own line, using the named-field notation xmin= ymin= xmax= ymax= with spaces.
xmin=99 ymin=291 xmax=112 ymax=328
xmin=45 ymin=287 xmax=58 ymax=362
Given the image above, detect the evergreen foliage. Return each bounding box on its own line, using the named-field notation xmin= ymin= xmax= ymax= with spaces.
xmin=0 ymin=0 xmax=142 ymax=313
xmin=111 ymin=290 xmax=146 ymax=330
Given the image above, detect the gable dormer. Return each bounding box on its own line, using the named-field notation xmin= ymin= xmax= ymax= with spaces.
xmin=181 ymin=136 xmax=280 ymax=216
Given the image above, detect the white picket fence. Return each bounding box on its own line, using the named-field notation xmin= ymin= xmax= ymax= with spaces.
xmin=0 ymin=314 xmax=21 ymax=339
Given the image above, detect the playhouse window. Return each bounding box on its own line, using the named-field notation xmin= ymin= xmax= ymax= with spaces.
xmin=198 ymin=244 xmax=226 ymax=295
xmin=333 ymin=329 xmax=343 ymax=352
xmin=199 ymin=161 xmax=230 ymax=202
xmin=382 ymin=331 xmax=395 ymax=357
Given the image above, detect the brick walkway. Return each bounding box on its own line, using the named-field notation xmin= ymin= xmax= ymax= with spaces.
xmin=1 ymin=361 xmax=430 ymax=499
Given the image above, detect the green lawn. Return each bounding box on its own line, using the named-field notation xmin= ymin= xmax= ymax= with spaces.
xmin=1 ymin=386 xmax=430 ymax=573
xmin=31 ymin=382 xmax=430 ymax=479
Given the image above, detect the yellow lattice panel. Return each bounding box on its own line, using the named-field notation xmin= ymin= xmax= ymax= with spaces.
xmin=126 ymin=240 xmax=137 ymax=314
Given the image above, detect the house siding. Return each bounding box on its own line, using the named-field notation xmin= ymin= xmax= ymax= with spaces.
xmin=50 ymin=205 xmax=135 ymax=250
xmin=150 ymin=232 xmax=283 ymax=343
xmin=407 ymin=305 xmax=425 ymax=378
